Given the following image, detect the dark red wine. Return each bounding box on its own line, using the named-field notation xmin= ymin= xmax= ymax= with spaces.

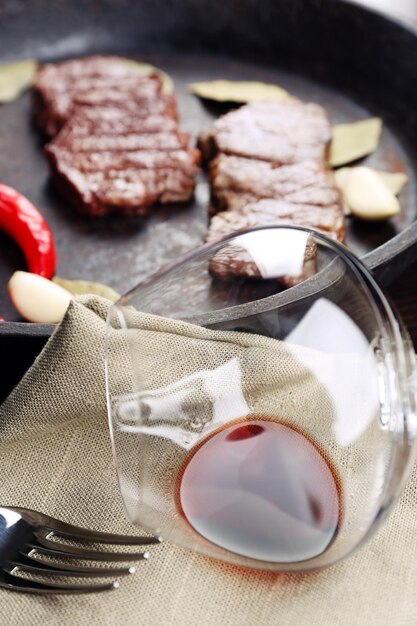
xmin=179 ymin=420 xmax=339 ymax=563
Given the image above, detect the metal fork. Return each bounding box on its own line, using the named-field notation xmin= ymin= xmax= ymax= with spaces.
xmin=0 ymin=506 xmax=162 ymax=594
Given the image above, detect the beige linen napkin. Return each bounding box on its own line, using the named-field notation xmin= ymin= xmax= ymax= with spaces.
xmin=0 ymin=296 xmax=416 ymax=626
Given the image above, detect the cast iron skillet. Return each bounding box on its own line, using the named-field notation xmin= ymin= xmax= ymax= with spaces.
xmin=0 ymin=0 xmax=417 ymax=400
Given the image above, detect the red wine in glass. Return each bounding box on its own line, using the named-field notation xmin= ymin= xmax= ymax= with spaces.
xmin=179 ymin=419 xmax=339 ymax=563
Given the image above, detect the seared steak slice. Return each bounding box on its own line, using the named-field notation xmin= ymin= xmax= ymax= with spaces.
xmin=50 ymin=130 xmax=189 ymax=153
xmin=46 ymin=147 xmax=201 ymax=174
xmin=50 ymin=113 xmax=178 ymax=138
xmin=207 ymin=201 xmax=342 ymax=238
xmin=206 ymin=198 xmax=345 ymax=243
xmin=48 ymin=158 xmax=199 ymax=216
xmin=209 ymin=155 xmax=342 ymax=215
xmin=208 ymin=233 xmax=317 ymax=287
xmin=34 ymin=55 xmax=146 ymax=85
xmin=198 ymin=100 xmax=332 ymax=165
xmin=34 ymin=83 xmax=174 ymax=138
xmin=38 ymin=55 xmax=201 ymax=215
xmin=206 ymin=192 xmax=343 ymax=285
xmin=45 ymin=116 xmax=198 ymax=215
xmin=33 ymin=55 xmax=167 ymax=136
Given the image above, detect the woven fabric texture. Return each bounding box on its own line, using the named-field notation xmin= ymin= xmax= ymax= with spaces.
xmin=0 ymin=296 xmax=415 ymax=626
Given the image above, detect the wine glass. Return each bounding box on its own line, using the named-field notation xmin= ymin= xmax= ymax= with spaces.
xmin=105 ymin=225 xmax=416 ymax=571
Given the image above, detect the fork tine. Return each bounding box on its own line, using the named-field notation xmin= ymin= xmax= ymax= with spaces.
xmin=37 ymin=527 xmax=162 ymax=546
xmin=4 ymin=555 xmax=136 ymax=578
xmin=0 ymin=570 xmax=119 ymax=594
xmin=23 ymin=541 xmax=150 ymax=562
xmin=8 ymin=506 xmax=162 ymax=545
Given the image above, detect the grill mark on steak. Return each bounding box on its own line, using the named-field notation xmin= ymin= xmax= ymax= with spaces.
xmin=45 ymin=127 xmax=199 ymax=215
xmin=206 ymin=198 xmax=345 ymax=243
xmin=209 ymin=155 xmax=342 ymax=214
xmin=34 ymin=55 xmax=148 ymax=82
xmin=46 ymin=146 xmax=200 ymax=174
xmin=34 ymin=95 xmax=178 ymax=138
xmin=49 ymin=114 xmax=178 ymax=138
xmin=51 ymin=131 xmax=190 ymax=153
xmin=33 ymin=55 xmax=166 ymax=136
xmin=49 ymin=161 xmax=197 ymax=216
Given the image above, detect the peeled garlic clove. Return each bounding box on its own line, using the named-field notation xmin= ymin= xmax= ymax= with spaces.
xmin=334 ymin=167 xmax=352 ymax=190
xmin=335 ymin=166 xmax=408 ymax=198
xmin=334 ymin=167 xmax=353 ymax=215
xmin=346 ymin=166 xmax=400 ymax=220
xmin=377 ymin=171 xmax=408 ymax=196
xmin=8 ymin=271 xmax=71 ymax=323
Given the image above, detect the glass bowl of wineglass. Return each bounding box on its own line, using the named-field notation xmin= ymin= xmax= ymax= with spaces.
xmin=105 ymin=225 xmax=417 ymax=572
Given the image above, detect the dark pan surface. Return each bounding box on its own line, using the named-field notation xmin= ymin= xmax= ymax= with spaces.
xmin=0 ymin=0 xmax=417 ymax=327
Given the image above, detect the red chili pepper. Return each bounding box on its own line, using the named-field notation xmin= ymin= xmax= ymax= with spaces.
xmin=0 ymin=183 xmax=56 ymax=279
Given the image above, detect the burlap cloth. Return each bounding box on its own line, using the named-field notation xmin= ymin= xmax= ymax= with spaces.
xmin=0 ymin=296 xmax=415 ymax=625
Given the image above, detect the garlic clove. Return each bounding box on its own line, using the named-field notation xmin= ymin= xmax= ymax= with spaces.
xmin=8 ymin=271 xmax=71 ymax=323
xmin=345 ymin=166 xmax=400 ymax=221
xmin=334 ymin=167 xmax=353 ymax=215
xmin=377 ymin=171 xmax=408 ymax=196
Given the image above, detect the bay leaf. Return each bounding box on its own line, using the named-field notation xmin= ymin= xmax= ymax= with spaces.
xmin=188 ymin=80 xmax=291 ymax=103
xmin=123 ymin=60 xmax=174 ymax=94
xmin=329 ymin=118 xmax=382 ymax=168
xmin=0 ymin=59 xmax=37 ymax=103
xmin=52 ymin=277 xmax=120 ymax=302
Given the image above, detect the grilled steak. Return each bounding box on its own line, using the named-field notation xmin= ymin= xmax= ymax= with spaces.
xmin=206 ymin=198 xmax=345 ymax=243
xmin=46 ymin=147 xmax=200 ymax=174
xmin=47 ymin=163 xmax=198 ymax=216
xmin=198 ymin=100 xmax=332 ymax=165
xmin=200 ymin=99 xmax=343 ymax=286
xmin=51 ymin=130 xmax=189 ymax=154
xmin=33 ymin=55 xmax=168 ymax=137
xmin=206 ymin=196 xmax=343 ymax=284
xmin=46 ymin=140 xmax=200 ymax=216
xmin=209 ymin=155 xmax=343 ymax=215
xmin=208 ymin=233 xmax=317 ymax=287
xmin=36 ymin=55 xmax=200 ymax=215
xmin=50 ymin=113 xmax=178 ymax=138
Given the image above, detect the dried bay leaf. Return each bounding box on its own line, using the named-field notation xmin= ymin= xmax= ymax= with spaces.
xmin=52 ymin=277 xmax=120 ymax=302
xmin=329 ymin=118 xmax=382 ymax=167
xmin=0 ymin=59 xmax=37 ymax=103
xmin=188 ymin=80 xmax=291 ymax=103
xmin=124 ymin=60 xmax=174 ymax=94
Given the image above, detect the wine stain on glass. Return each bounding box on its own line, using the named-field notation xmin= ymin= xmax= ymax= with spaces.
xmin=178 ymin=419 xmax=340 ymax=563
